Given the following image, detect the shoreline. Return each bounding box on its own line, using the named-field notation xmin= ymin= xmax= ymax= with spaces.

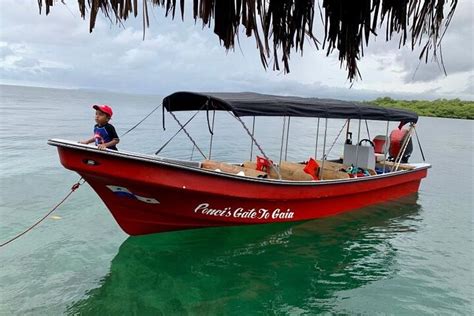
xmin=371 ymin=97 xmax=474 ymax=120
xmin=2 ymin=84 xmax=472 ymax=120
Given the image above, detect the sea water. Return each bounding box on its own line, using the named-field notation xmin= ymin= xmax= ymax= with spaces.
xmin=0 ymin=85 xmax=472 ymax=315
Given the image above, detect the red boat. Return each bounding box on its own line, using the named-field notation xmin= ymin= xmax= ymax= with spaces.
xmin=49 ymin=92 xmax=430 ymax=235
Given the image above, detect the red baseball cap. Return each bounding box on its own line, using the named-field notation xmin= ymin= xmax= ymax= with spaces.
xmin=93 ymin=104 xmax=113 ymax=117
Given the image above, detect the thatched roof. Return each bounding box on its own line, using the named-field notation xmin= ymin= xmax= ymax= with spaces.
xmin=38 ymin=1 xmax=458 ymax=81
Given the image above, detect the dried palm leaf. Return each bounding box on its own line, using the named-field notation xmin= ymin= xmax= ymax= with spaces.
xmin=37 ymin=0 xmax=458 ymax=81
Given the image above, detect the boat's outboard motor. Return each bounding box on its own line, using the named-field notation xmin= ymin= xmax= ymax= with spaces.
xmin=389 ymin=129 xmax=413 ymax=163
xmin=372 ymin=135 xmax=387 ymax=154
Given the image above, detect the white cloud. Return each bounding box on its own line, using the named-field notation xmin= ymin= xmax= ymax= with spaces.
xmin=365 ymin=1 xmax=474 ymax=85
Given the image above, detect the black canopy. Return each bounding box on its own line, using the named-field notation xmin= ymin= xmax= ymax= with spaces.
xmin=163 ymin=92 xmax=418 ymax=123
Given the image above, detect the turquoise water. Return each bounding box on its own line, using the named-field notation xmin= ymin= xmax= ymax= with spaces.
xmin=0 ymin=85 xmax=472 ymax=315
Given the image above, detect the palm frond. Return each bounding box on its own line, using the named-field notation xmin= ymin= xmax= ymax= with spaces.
xmin=38 ymin=0 xmax=458 ymax=81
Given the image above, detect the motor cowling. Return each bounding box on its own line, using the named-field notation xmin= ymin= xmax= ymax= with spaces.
xmin=389 ymin=129 xmax=413 ymax=163
xmin=372 ymin=135 xmax=387 ymax=154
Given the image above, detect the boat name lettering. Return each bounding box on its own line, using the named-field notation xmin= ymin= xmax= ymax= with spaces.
xmin=193 ymin=203 xmax=294 ymax=220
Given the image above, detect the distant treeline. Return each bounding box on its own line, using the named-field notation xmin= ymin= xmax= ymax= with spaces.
xmin=370 ymin=97 xmax=474 ymax=120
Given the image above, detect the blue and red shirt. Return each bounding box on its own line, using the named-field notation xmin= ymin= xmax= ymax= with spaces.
xmin=94 ymin=123 xmax=119 ymax=150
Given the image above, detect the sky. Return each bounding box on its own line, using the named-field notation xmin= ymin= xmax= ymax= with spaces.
xmin=0 ymin=0 xmax=472 ymax=100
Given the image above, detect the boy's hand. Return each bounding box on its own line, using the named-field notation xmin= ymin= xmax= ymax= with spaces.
xmin=79 ymin=140 xmax=88 ymax=144
xmin=98 ymin=144 xmax=108 ymax=150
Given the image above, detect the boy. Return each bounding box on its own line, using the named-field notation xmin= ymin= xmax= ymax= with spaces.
xmin=80 ymin=104 xmax=119 ymax=150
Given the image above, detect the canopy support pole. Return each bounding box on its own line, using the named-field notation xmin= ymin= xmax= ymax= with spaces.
xmin=208 ymin=110 xmax=216 ymax=160
xmin=155 ymin=110 xmax=205 ymax=158
xmin=230 ymin=113 xmax=281 ymax=179
xmin=413 ymin=125 xmax=426 ymax=161
xmin=354 ymin=119 xmax=362 ymax=177
xmin=249 ymin=116 xmax=256 ymax=161
xmin=382 ymin=121 xmax=389 ymax=174
xmin=167 ymin=111 xmax=207 ymax=159
xmin=279 ymin=117 xmax=287 ymax=168
xmin=314 ymin=118 xmax=320 ymax=158
xmin=365 ymin=120 xmax=371 ymax=140
xmin=285 ymin=117 xmax=291 ymax=161
xmin=346 ymin=119 xmax=351 ymax=143
xmin=190 ymin=144 xmax=195 ymax=160
xmin=319 ymin=118 xmax=328 ymax=180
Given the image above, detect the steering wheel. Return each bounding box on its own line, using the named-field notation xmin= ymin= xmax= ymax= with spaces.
xmin=358 ymin=139 xmax=375 ymax=147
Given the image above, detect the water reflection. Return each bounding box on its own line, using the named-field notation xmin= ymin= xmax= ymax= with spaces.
xmin=68 ymin=195 xmax=422 ymax=315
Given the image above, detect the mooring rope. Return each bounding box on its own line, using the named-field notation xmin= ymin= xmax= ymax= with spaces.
xmin=0 ymin=103 xmax=162 ymax=248
xmin=120 ymin=103 xmax=162 ymax=137
xmin=0 ymin=178 xmax=85 ymax=248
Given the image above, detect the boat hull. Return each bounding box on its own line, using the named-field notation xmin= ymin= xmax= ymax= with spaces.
xmin=52 ymin=140 xmax=429 ymax=235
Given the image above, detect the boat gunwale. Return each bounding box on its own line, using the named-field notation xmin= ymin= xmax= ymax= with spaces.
xmin=48 ymin=138 xmax=431 ymax=187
